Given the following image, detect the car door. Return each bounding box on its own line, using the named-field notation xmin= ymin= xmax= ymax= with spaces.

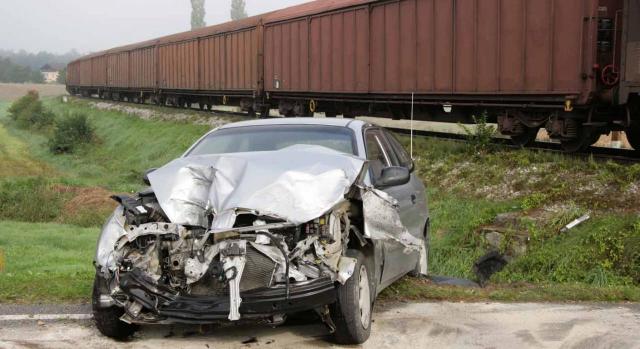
xmin=381 ymin=129 xmax=428 ymax=240
xmin=363 ymin=128 xmax=419 ymax=286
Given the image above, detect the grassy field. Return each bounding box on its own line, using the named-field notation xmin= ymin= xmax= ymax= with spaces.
xmin=0 ymin=83 xmax=67 ymax=102
xmin=0 ymin=94 xmax=638 ymax=303
xmin=0 ymin=221 xmax=96 ymax=302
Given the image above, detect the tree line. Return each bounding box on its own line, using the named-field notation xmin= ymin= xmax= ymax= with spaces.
xmin=0 ymin=58 xmax=44 ymax=84
xmin=191 ymin=0 xmax=247 ymax=30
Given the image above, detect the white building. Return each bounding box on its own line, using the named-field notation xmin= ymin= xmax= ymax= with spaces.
xmin=40 ymin=64 xmax=59 ymax=83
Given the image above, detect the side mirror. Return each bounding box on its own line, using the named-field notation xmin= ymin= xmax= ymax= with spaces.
xmin=377 ymin=166 xmax=410 ymax=188
xmin=143 ymin=168 xmax=157 ymax=186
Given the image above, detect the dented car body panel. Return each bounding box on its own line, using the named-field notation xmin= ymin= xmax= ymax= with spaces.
xmin=93 ymin=118 xmax=429 ymax=337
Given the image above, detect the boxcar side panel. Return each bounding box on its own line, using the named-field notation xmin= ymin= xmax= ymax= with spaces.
xmin=159 ymin=41 xmax=198 ymax=90
xmin=476 ymin=0 xmax=499 ymax=92
xmin=90 ymin=56 xmax=107 ymax=87
xmin=624 ymin=0 xmax=640 ymax=84
xmin=199 ymin=28 xmax=258 ymax=92
xmin=264 ymin=0 xmax=595 ymax=99
xmin=107 ymin=52 xmax=129 ymax=88
xmin=130 ymin=47 xmax=156 ymax=89
xmin=266 ymin=7 xmax=368 ymax=93
xmin=79 ymin=59 xmax=92 ymax=86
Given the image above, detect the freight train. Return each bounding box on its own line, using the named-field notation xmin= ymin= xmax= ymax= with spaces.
xmin=67 ymin=0 xmax=640 ymax=152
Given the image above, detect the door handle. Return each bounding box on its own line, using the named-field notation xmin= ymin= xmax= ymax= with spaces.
xmin=411 ymin=194 xmax=417 ymax=205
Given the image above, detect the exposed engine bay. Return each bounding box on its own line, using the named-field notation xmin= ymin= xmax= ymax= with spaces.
xmin=94 ymin=146 xmax=424 ymax=324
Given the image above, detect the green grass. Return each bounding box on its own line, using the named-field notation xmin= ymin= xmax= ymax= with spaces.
xmin=0 ymin=221 xmax=97 ymax=303
xmin=0 ymin=103 xmax=52 ymax=178
xmin=380 ymin=277 xmax=640 ymax=303
xmin=389 ymin=135 xmax=640 ymax=301
xmin=428 ymin=191 xmax=517 ymax=279
xmin=4 ymin=98 xmax=213 ymax=192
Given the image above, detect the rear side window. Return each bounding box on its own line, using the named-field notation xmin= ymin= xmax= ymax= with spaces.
xmin=187 ymin=125 xmax=356 ymax=156
xmin=384 ymin=131 xmax=413 ymax=169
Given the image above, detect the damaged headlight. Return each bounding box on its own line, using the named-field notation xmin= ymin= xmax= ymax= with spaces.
xmin=95 ymin=206 xmax=126 ymax=274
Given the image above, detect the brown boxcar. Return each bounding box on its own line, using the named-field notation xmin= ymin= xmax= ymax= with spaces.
xmin=264 ymin=0 xmax=596 ymax=102
xmin=67 ymin=0 xmax=640 ymax=152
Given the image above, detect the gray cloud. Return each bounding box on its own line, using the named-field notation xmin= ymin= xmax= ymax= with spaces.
xmin=0 ymin=0 xmax=310 ymax=54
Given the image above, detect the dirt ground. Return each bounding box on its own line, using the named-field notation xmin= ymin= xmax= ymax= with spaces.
xmin=0 ymin=83 xmax=67 ymax=102
xmin=0 ymin=302 xmax=638 ymax=349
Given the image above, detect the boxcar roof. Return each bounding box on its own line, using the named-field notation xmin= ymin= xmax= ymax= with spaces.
xmin=263 ymin=0 xmax=374 ymax=24
xmin=71 ymin=0 xmax=380 ymax=65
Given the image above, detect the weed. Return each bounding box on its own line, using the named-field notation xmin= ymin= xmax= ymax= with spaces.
xmin=460 ymin=112 xmax=496 ymax=154
xmin=521 ymin=193 xmax=547 ymax=210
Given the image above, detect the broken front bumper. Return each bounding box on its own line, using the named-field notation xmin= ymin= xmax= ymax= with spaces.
xmin=104 ymin=269 xmax=336 ymax=324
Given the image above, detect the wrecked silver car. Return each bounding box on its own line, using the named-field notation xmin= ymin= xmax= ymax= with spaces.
xmin=92 ymin=119 xmax=429 ymax=344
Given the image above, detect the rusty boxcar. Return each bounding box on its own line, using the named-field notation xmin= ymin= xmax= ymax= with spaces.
xmin=67 ymin=0 xmax=640 ymax=152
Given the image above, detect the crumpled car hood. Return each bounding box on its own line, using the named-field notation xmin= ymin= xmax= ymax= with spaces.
xmin=148 ymin=145 xmax=367 ymax=228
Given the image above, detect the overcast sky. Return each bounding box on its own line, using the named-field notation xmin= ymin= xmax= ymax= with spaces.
xmin=0 ymin=0 xmax=310 ymax=54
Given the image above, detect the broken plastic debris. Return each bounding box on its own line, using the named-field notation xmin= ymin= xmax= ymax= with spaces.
xmin=560 ymin=214 xmax=591 ymax=233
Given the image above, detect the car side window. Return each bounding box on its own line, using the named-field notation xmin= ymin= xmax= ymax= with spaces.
xmin=383 ymin=130 xmax=413 ymax=170
xmin=365 ymin=129 xmax=392 ymax=183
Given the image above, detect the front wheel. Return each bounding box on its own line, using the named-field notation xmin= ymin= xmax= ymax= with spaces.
xmin=92 ymin=275 xmax=137 ymax=340
xmin=330 ymin=250 xmax=373 ymax=345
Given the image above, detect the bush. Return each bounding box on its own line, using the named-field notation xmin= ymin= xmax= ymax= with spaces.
xmin=7 ymin=91 xmax=55 ymax=129
xmin=460 ymin=112 xmax=496 ymax=154
xmin=48 ymin=113 xmax=95 ymax=154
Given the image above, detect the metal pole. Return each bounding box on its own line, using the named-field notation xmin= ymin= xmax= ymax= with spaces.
xmin=411 ymin=92 xmax=415 ymax=159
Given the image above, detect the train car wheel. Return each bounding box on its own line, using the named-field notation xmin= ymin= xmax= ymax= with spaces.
xmin=259 ymin=106 xmax=270 ymax=118
xmin=626 ymin=126 xmax=640 ymax=151
xmin=510 ymin=127 xmax=539 ymax=147
xmin=560 ymin=125 xmax=594 ymax=153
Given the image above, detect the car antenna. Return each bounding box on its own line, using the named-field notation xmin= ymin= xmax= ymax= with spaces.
xmin=410 ymin=92 xmax=415 ymax=159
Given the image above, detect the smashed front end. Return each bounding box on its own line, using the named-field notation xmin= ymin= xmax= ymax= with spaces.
xmin=93 ymin=146 xmax=423 ymax=325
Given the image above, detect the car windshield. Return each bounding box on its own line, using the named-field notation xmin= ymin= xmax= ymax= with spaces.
xmin=187 ymin=124 xmax=356 ymax=156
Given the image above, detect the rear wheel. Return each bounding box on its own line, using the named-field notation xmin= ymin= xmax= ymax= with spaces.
xmin=330 ymin=250 xmax=373 ymax=345
xmin=92 ymin=275 xmax=137 ymax=340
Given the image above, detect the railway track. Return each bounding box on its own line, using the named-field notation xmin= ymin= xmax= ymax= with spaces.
xmin=82 ymin=97 xmax=640 ymax=164
xmin=386 ymin=126 xmax=640 ymax=164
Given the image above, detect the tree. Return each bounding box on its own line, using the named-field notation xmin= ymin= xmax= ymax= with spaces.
xmin=0 ymin=57 xmax=45 ymax=84
xmin=191 ymin=0 xmax=206 ymax=29
xmin=230 ymin=0 xmax=248 ymax=20
xmin=57 ymin=67 xmax=67 ymax=84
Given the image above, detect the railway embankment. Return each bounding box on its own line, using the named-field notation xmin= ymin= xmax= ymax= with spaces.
xmin=0 ymin=95 xmax=638 ymax=303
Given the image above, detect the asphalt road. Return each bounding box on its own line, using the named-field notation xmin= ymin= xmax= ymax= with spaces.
xmin=0 ymin=302 xmax=638 ymax=349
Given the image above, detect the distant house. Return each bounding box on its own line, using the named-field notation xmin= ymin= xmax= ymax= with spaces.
xmin=40 ymin=64 xmax=59 ymax=83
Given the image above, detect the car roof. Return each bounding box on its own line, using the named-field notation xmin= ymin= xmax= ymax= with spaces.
xmin=218 ymin=117 xmax=369 ymax=131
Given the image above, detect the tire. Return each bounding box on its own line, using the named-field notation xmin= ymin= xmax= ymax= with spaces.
xmin=330 ymin=250 xmax=374 ymax=345
xmin=92 ymin=275 xmax=137 ymax=340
